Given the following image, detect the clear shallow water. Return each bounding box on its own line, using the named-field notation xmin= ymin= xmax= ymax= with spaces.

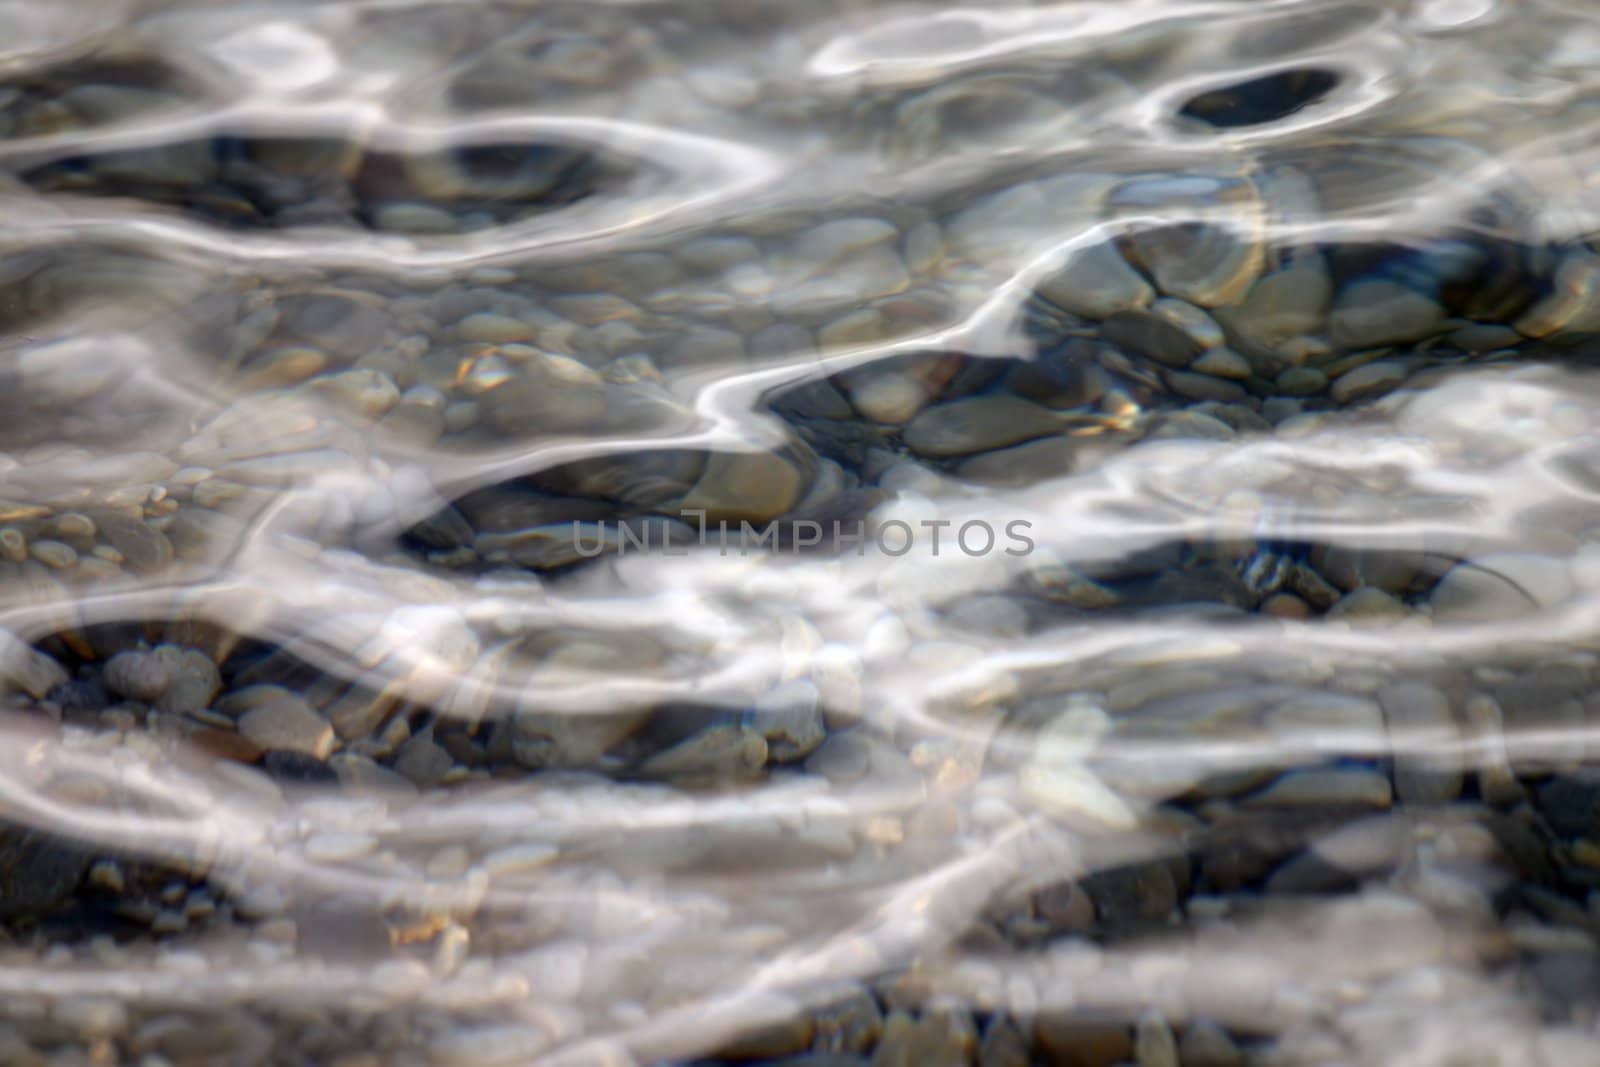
xmin=4 ymin=1 xmax=1600 ymax=1065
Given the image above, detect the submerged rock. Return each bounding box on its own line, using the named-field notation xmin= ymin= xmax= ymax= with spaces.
xmin=677 ymin=450 xmax=808 ymax=523
xmin=1035 ymin=241 xmax=1154 ymax=320
xmin=902 ymin=395 xmax=1067 ymax=457
xmin=1329 ymin=280 xmax=1444 ymax=348
xmin=0 ymin=822 xmax=91 ymax=918
xmin=1431 ymin=553 xmax=1573 ymax=621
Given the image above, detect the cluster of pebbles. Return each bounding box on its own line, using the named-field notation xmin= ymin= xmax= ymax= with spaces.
xmin=5 ymin=1 xmax=1600 ymax=1066
xmin=0 ymin=191 xmax=1597 ymax=1063
xmin=6 ymin=614 xmax=1600 ymax=1065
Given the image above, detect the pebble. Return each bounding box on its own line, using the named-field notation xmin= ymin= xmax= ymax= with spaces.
xmin=96 ymin=513 xmax=174 ymax=573
xmin=0 ymin=822 xmax=92 ymax=917
xmin=746 ymin=680 xmax=827 ymax=762
xmin=1450 ymin=323 xmax=1522 ymax=351
xmin=1514 ymin=250 xmax=1600 ymax=337
xmin=1311 ymin=544 xmax=1424 ymax=595
xmin=1275 ymin=367 xmax=1327 ymax=396
xmin=1019 ymin=758 xmax=1139 ymax=830
xmin=902 ymin=395 xmax=1067 ymax=457
xmin=281 ymin=293 xmax=387 ymax=358
xmin=1329 ymin=359 xmax=1410 ymax=404
xmin=392 ymin=734 xmax=455 ymax=788
xmin=1150 ymin=297 xmax=1226 ymax=348
xmin=1329 ymin=280 xmax=1444 ymax=348
xmin=509 ymin=706 xmax=652 ymax=769
xmin=1243 ymin=767 xmax=1393 ymax=809
xmin=1497 ymin=667 xmax=1589 ymax=776
xmin=1262 ymin=592 xmax=1311 ymax=618
xmin=872 ymin=1009 xmax=977 ymax=1067
xmin=637 ymin=724 xmax=768 ymax=782
xmin=1111 ymin=175 xmax=1264 ymax=281
xmin=795 ymin=216 xmax=900 ymax=263
xmin=718 ymin=1008 xmax=814 ymax=1060
xmin=239 ymin=343 xmax=330 ymax=390
xmin=456 ymin=312 xmax=535 ymax=344
xmin=1100 ymin=308 xmax=1204 ymax=368
xmin=1032 ymin=1017 xmax=1132 ymax=1067
xmin=958 ymin=436 xmax=1092 ymax=486
xmin=1326 ymin=586 xmax=1407 ymax=621
xmin=306 ymin=369 xmax=400 ymax=419
xmin=146 ymin=646 xmax=218 ymax=715
xmin=1178 ymin=1021 xmax=1243 ymax=1067
xmin=1431 ymin=553 xmax=1573 ymax=621
xmin=28 ymin=539 xmax=77 ymax=569
xmin=979 ymin=1016 xmax=1030 ymax=1067
xmin=237 ymin=696 xmax=336 ymax=759
xmin=1191 ymin=348 xmax=1251 ymax=379
xmin=1035 ymin=240 xmax=1154 ymax=320
xmin=1286 ymin=562 xmax=1341 ymax=608
xmin=1134 ymin=1011 xmax=1179 ymax=1067
xmin=776 ymin=247 xmax=910 ymax=317
xmin=1264 ymin=693 xmax=1387 ymax=753
xmin=484 ymin=352 xmax=608 ymax=435
xmin=1221 ymin=258 xmax=1332 ymax=350
xmin=1165 ymin=370 xmax=1247 ymax=402
xmin=678 ymin=450 xmax=807 ymax=523
xmin=1147 ymin=411 xmax=1235 ymax=441
xmin=0 ymin=528 xmax=26 ymax=564
xmin=844 ymin=369 xmax=932 ymax=425
xmin=372 ymin=202 xmax=460 ymax=233
xmin=1461 ymin=692 xmax=1524 ymax=806
xmin=103 ymin=648 xmax=171 ymax=703
xmin=1378 ymin=681 xmax=1465 ymax=804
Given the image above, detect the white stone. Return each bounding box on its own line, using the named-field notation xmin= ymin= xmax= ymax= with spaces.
xmin=1431 ymin=553 xmax=1573 ymax=621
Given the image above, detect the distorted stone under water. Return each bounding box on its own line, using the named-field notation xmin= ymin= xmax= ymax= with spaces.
xmin=3 ymin=1 xmax=1600 ymax=1065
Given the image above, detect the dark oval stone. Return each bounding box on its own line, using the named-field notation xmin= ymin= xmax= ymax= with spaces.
xmin=260 ymin=749 xmax=338 ymax=785
xmin=1178 ymin=68 xmax=1341 ymax=129
xmin=0 ymin=822 xmax=92 ymax=918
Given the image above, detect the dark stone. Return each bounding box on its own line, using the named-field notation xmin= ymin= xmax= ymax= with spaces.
xmin=0 ymin=821 xmax=92 ymax=918
xmin=1101 ymin=310 xmax=1205 ymax=369
xmin=1178 ymin=69 xmax=1341 ymax=130
xmin=49 ymin=674 xmax=109 ymax=715
xmin=1005 ymin=339 xmax=1106 ymax=409
xmin=1264 ymin=851 xmax=1363 ymax=896
xmin=260 ymin=749 xmax=338 ymax=785
xmin=1528 ymin=949 xmax=1600 ymax=1022
xmin=810 ymin=984 xmax=883 ymax=1055
xmin=772 ymin=379 xmax=855 ymax=421
xmin=1536 ymin=773 xmax=1600 ymax=840
xmin=404 ymin=505 xmax=475 ymax=550
xmin=1081 ymin=860 xmax=1178 ymax=932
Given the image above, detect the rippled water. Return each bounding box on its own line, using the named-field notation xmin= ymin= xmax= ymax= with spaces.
xmin=5 ymin=1 xmax=1600 ymax=1064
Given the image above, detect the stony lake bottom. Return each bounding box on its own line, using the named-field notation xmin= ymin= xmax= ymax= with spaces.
xmin=6 ymin=1 xmax=1600 ymax=1064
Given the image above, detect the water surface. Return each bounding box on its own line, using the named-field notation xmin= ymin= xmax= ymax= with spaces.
xmin=3 ymin=1 xmax=1600 ymax=1065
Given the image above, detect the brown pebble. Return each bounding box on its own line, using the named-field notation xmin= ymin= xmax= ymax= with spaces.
xmin=1033 ymin=1017 xmax=1132 ymax=1067
xmin=979 ymin=1015 xmax=1030 ymax=1067
xmin=1034 ymin=880 xmax=1096 ymax=934
xmin=1262 ymin=592 xmax=1311 ymax=619
xmin=184 ymin=727 xmax=265 ymax=765
xmin=92 ymin=511 xmax=175 ymax=574
xmin=28 ymin=539 xmax=77 ymax=569
xmin=717 ymin=1012 xmax=814 ymax=1060
xmin=0 ymin=527 xmax=25 ymax=563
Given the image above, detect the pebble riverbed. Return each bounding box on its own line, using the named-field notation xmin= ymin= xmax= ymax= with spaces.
xmin=5 ymin=0 xmax=1600 ymax=1064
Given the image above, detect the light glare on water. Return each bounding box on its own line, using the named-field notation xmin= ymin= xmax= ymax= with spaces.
xmin=2 ymin=1 xmax=1600 ymax=1065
